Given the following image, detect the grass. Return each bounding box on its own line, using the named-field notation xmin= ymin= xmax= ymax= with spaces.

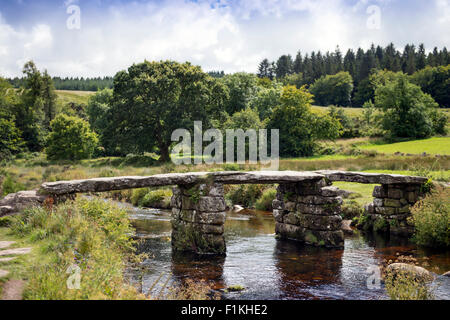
xmin=56 ymin=90 xmax=95 ymax=106
xmin=359 ymin=137 xmax=450 ymax=155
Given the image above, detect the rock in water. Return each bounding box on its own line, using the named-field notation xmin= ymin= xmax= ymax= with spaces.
xmin=386 ymin=263 xmax=434 ymax=282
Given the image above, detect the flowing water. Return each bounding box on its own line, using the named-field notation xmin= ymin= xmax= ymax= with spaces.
xmin=126 ymin=206 xmax=450 ymax=300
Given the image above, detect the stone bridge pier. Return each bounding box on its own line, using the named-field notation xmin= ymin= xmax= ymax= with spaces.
xmin=171 ymin=183 xmax=227 ymax=255
xmin=273 ymin=180 xmax=344 ymax=248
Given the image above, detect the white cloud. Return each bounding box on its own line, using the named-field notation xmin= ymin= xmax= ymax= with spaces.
xmin=0 ymin=0 xmax=449 ymax=78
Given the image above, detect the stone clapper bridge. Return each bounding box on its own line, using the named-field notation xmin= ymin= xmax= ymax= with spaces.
xmin=0 ymin=171 xmax=428 ymax=255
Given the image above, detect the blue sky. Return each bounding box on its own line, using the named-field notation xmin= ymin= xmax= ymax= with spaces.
xmin=0 ymin=0 xmax=449 ymax=77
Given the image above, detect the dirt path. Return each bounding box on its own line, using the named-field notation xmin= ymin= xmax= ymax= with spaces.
xmin=0 ymin=240 xmax=31 ymax=300
xmin=1 ymin=280 xmax=25 ymax=300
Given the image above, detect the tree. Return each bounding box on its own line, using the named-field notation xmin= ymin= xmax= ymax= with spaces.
xmin=221 ymin=72 xmax=258 ymax=115
xmin=257 ymin=59 xmax=273 ymax=79
xmin=411 ymin=65 xmax=450 ymax=108
xmin=41 ymin=70 xmax=57 ymax=129
xmin=250 ymin=82 xmax=282 ymax=120
xmin=46 ymin=114 xmax=98 ymax=160
xmin=275 ymin=55 xmax=293 ymax=79
xmin=374 ymin=75 xmax=439 ymax=139
xmin=309 ymin=71 xmax=353 ymax=107
xmin=267 ymin=86 xmax=341 ymax=157
xmin=108 ymin=61 xmax=228 ymax=161
xmin=86 ymin=89 xmax=115 ymax=155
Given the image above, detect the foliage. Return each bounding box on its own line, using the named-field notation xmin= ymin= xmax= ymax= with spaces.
xmin=86 ymin=89 xmax=114 ymax=155
xmin=267 ymin=85 xmax=341 ymax=157
xmin=2 ymin=175 xmax=25 ymax=196
xmin=9 ymin=198 xmax=143 ymax=300
xmin=384 ymin=268 xmax=435 ymax=300
xmin=255 ymin=188 xmax=277 ymax=211
xmin=45 ymin=114 xmax=99 ymax=160
xmin=249 ymin=82 xmax=282 ymax=120
xmin=374 ymin=75 xmax=440 ymax=139
xmin=258 ymin=44 xmax=450 ymax=107
xmin=411 ymin=65 xmax=450 ymax=108
xmin=220 ymin=72 xmax=258 ymax=115
xmin=225 ymin=184 xmax=271 ymax=208
xmin=410 ymin=187 xmax=449 ymax=248
xmin=140 ymin=189 xmax=172 ymax=208
xmin=310 ymin=71 xmax=354 ymax=107
xmin=107 ymin=61 xmax=228 ymax=161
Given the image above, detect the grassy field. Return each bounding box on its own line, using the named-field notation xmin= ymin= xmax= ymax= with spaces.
xmin=359 ymin=137 xmax=450 ymax=155
xmin=56 ymin=90 xmax=95 ymax=106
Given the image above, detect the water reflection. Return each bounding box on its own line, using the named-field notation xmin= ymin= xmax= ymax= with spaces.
xmin=128 ymin=207 xmax=450 ymax=300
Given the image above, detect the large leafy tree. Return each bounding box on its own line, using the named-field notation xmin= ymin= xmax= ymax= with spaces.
xmin=411 ymin=65 xmax=450 ymax=108
xmin=310 ymin=71 xmax=353 ymax=107
xmin=374 ymin=75 xmax=440 ymax=139
xmin=267 ymin=86 xmax=341 ymax=157
xmin=220 ymin=72 xmax=258 ymax=115
xmin=108 ymin=61 xmax=228 ymax=161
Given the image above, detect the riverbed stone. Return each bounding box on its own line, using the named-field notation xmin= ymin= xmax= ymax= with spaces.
xmin=386 ymin=263 xmax=434 ymax=282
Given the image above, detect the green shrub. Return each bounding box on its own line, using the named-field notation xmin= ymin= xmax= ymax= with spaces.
xmin=225 ymin=184 xmax=271 ymax=208
xmin=341 ymin=200 xmax=364 ymax=219
xmin=45 ymin=114 xmax=98 ymax=160
xmin=410 ymin=187 xmax=449 ymax=248
xmin=140 ymin=189 xmax=172 ymax=208
xmin=255 ymin=188 xmax=277 ymax=211
xmin=384 ymin=269 xmax=435 ymax=300
xmin=2 ymin=175 xmax=25 ymax=196
xmin=130 ymin=188 xmax=150 ymax=206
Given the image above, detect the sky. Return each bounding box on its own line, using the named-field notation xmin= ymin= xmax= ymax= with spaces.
xmin=0 ymin=0 xmax=449 ymax=77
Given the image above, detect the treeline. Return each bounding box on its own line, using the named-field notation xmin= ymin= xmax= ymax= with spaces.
xmin=1 ymin=59 xmax=448 ymax=162
xmin=258 ymin=43 xmax=450 ymax=107
xmin=8 ymin=76 xmax=114 ymax=91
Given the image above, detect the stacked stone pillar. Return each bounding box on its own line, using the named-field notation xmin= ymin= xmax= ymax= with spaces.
xmin=365 ymin=183 xmax=423 ymax=236
xmin=171 ymin=183 xmax=226 ymax=255
xmin=273 ymin=179 xmax=344 ymax=248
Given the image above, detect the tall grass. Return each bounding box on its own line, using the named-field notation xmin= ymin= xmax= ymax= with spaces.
xmin=9 ymin=198 xmax=144 ymax=300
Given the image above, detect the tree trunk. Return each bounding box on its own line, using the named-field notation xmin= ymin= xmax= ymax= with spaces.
xmin=159 ymin=145 xmax=171 ymax=163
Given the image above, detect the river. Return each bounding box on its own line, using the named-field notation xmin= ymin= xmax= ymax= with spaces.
xmin=125 ymin=206 xmax=450 ymax=300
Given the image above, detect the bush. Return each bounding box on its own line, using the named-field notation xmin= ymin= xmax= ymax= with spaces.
xmin=410 ymin=187 xmax=449 ymax=248
xmin=45 ymin=114 xmax=99 ymax=160
xmin=384 ymin=268 xmax=435 ymax=300
xmin=140 ymin=189 xmax=172 ymax=208
xmin=255 ymin=188 xmax=277 ymax=211
xmin=225 ymin=184 xmax=271 ymax=208
xmin=2 ymin=175 xmax=25 ymax=196
xmin=130 ymin=188 xmax=150 ymax=206
xmin=341 ymin=200 xmax=364 ymax=220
